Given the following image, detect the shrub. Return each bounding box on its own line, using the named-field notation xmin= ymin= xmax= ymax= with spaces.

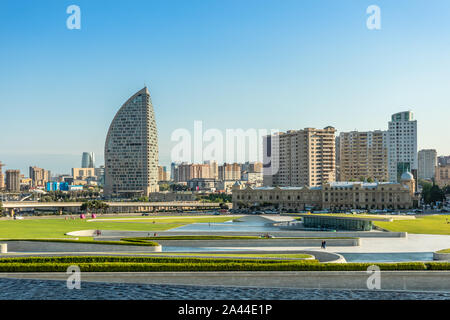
xmin=0 ymin=256 xmax=441 ymax=272
xmin=0 ymin=255 xmax=309 ymax=265
xmin=425 ymin=262 xmax=450 ymax=270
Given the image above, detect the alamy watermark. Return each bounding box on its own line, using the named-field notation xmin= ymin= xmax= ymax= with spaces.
xmin=366 ymin=5 xmax=381 ymax=30
xmin=66 ymin=265 xmax=81 ymax=290
xmin=170 ymin=120 xmax=279 ymax=170
xmin=66 ymin=5 xmax=81 ymax=30
xmin=366 ymin=265 xmax=381 ymax=290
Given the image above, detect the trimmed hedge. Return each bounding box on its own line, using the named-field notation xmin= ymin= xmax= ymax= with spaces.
xmin=425 ymin=262 xmax=450 ymax=270
xmin=0 ymin=255 xmax=447 ymax=272
xmin=0 ymin=256 xmax=309 ymax=265
xmin=0 ymin=239 xmax=159 ymax=247
xmin=0 ymin=262 xmax=432 ymax=273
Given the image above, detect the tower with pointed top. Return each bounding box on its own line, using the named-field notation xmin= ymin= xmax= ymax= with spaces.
xmin=104 ymin=87 xmax=159 ymax=197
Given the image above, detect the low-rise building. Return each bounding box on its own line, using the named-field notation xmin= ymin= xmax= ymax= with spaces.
xmin=149 ymin=191 xmax=196 ymax=202
xmin=233 ymin=172 xmax=418 ymax=210
xmin=241 ymin=171 xmax=263 ymax=187
xmin=68 ymin=185 xmax=84 ymax=191
xmin=46 ymin=182 xmax=70 ymax=192
xmin=72 ymin=168 xmax=96 ymax=180
xmin=187 ymin=178 xmax=216 ymax=191
xmin=216 ymin=180 xmax=241 ymax=193
xmin=435 ymin=164 xmax=450 ymax=188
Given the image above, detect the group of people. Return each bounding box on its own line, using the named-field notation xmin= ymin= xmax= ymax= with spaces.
xmin=320 ymin=240 xmax=327 ymax=249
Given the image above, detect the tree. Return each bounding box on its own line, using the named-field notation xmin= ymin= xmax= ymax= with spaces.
xmin=429 ymin=185 xmax=445 ymax=204
xmin=159 ymin=183 xmax=170 ymax=191
xmin=80 ymin=202 xmax=89 ymax=212
xmin=421 ymin=182 xmax=445 ymax=205
xmin=219 ymin=203 xmax=229 ymax=209
xmin=443 ymin=185 xmax=450 ymax=195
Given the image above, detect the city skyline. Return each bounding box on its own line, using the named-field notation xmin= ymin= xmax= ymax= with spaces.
xmin=2 ymin=1 xmax=450 ymax=174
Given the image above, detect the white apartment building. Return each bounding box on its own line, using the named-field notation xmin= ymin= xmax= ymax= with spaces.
xmin=388 ymin=111 xmax=418 ymax=183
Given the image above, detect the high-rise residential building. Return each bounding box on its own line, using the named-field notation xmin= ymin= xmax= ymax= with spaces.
xmin=388 ymin=111 xmax=418 ymax=183
xmin=338 ymin=130 xmax=388 ymax=182
xmin=219 ymin=163 xmax=242 ymax=181
xmin=241 ymin=161 xmax=263 ymax=174
xmin=171 ymin=162 xmax=180 ymax=182
xmin=158 ymin=166 xmax=170 ymax=181
xmin=104 ymin=87 xmax=159 ymax=197
xmin=418 ymin=149 xmax=437 ymax=180
xmin=204 ymin=160 xmax=219 ymax=179
xmin=263 ymin=127 xmax=336 ymax=187
xmin=81 ymin=152 xmax=95 ymax=168
xmin=176 ymin=163 xmax=211 ymax=182
xmin=435 ymin=164 xmax=450 ymax=188
xmin=6 ymin=170 xmax=20 ymax=192
xmin=438 ymin=156 xmax=450 ymax=166
xmin=0 ymin=162 xmax=5 ymax=190
xmin=29 ymin=166 xmax=51 ymax=188
xmin=335 ymin=137 xmax=341 ymax=181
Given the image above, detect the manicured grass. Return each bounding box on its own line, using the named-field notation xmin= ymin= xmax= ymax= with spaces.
xmin=0 ymin=256 xmax=447 ymax=272
xmin=374 ymin=214 xmax=450 ymax=235
xmin=0 ymin=216 xmax=235 ymax=239
xmin=437 ymin=248 xmax=450 ymax=254
xmin=0 ymin=239 xmax=159 ymax=246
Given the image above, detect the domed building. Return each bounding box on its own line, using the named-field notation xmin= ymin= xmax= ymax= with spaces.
xmin=104 ymin=87 xmax=159 ymax=198
xmin=400 ymin=171 xmax=415 ymax=193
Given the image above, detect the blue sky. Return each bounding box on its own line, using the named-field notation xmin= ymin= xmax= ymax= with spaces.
xmin=1 ymin=0 xmax=450 ymax=174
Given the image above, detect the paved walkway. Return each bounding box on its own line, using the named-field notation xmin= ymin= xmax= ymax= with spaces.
xmin=219 ymin=234 xmax=450 ymax=253
xmin=1 ymin=271 xmax=449 ymax=292
xmin=86 ymin=215 xmax=239 ymax=222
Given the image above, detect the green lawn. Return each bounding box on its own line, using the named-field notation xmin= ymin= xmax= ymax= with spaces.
xmin=374 ymin=214 xmax=450 ymax=235
xmin=0 ymin=216 xmax=235 ymax=239
xmin=437 ymin=248 xmax=450 ymax=253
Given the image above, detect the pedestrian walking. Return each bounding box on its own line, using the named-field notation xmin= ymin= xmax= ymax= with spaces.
xmin=323 ymin=241 xmax=327 ymax=249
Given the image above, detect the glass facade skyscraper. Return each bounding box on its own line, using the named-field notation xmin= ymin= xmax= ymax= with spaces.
xmin=81 ymin=152 xmax=95 ymax=168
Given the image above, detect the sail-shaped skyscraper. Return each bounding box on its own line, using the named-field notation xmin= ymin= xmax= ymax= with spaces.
xmin=104 ymin=87 xmax=159 ymax=197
